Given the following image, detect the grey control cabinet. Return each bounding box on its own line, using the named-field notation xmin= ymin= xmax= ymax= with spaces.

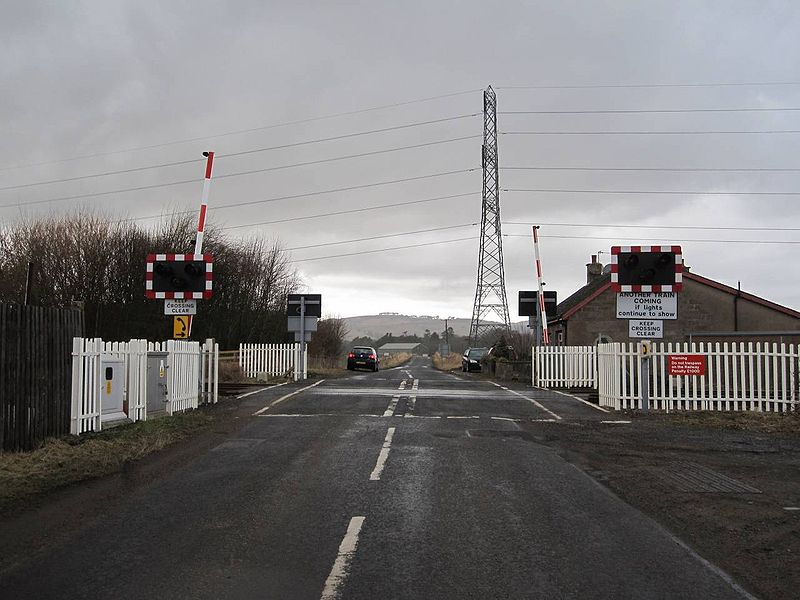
xmin=147 ymin=352 xmax=169 ymax=414
xmin=100 ymin=357 xmax=127 ymax=424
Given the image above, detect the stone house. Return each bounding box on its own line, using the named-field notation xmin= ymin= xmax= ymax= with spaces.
xmin=550 ymin=255 xmax=800 ymax=346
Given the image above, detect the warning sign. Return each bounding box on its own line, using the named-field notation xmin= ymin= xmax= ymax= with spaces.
xmin=173 ymin=315 xmax=192 ymax=339
xmin=668 ymin=355 xmax=706 ymax=376
xmin=616 ymin=292 xmax=677 ymax=320
xmin=629 ymin=320 xmax=663 ymax=339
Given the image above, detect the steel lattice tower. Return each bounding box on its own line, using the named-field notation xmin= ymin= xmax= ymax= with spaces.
xmin=469 ymin=86 xmax=511 ymax=344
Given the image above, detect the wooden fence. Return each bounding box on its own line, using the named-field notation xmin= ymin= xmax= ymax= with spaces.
xmin=1 ymin=302 xmax=84 ymax=451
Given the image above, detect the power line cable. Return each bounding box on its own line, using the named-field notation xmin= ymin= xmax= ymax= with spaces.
xmin=503 ymin=221 xmax=800 ymax=232
xmin=0 ymin=152 xmax=478 ymax=210
xmin=220 ymin=192 xmax=479 ymax=231
xmin=502 ymin=129 xmax=800 ymax=135
xmin=122 ymin=168 xmax=479 ymax=221
xmin=285 ymin=223 xmax=477 ymax=252
xmin=288 ymin=236 xmax=476 ymax=264
xmin=499 ymin=107 xmax=800 ymax=114
xmin=496 ymin=81 xmax=800 ymax=90
xmin=503 ymin=187 xmax=800 ymax=197
xmin=1 ymin=89 xmax=483 ymax=172
xmin=0 ymin=114 xmax=478 ymax=192
xmin=503 ymin=166 xmax=800 ymax=173
xmin=504 ymin=233 xmax=799 ymax=245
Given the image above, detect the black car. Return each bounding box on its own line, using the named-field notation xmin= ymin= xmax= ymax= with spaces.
xmin=462 ymin=347 xmax=488 ymax=372
xmin=347 ymin=346 xmax=380 ymax=371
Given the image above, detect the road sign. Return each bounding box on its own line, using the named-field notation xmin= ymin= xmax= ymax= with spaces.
xmin=287 ymin=294 xmax=321 ymax=317
xmin=610 ymin=245 xmax=683 ymax=293
xmin=173 ymin=315 xmax=191 ymax=339
xmin=616 ymin=292 xmax=677 ymax=320
xmin=518 ymin=290 xmax=557 ymax=318
xmin=629 ymin=319 xmax=663 ymax=339
xmin=287 ymin=316 xmax=318 ymax=332
xmin=164 ymin=299 xmax=197 ymax=315
xmin=668 ymin=354 xmax=706 ymax=376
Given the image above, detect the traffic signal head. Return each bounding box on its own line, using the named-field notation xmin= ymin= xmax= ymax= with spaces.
xmin=610 ymin=245 xmax=682 ymax=292
xmin=146 ymin=253 xmax=213 ymax=299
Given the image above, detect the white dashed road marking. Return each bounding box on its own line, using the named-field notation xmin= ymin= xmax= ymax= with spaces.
xmin=369 ymin=427 xmax=396 ymax=481
xmin=320 ymin=516 xmax=366 ymax=600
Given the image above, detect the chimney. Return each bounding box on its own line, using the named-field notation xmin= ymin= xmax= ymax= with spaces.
xmin=586 ymin=254 xmax=603 ymax=284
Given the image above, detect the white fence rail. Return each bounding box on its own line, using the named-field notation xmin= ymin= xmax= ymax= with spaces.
xmin=535 ymin=342 xmax=798 ymax=413
xmin=239 ymin=343 xmax=305 ymax=381
xmin=533 ymin=345 xmax=596 ymax=388
xmin=598 ymin=342 xmax=797 ymax=412
xmin=71 ymin=337 xmax=218 ymax=435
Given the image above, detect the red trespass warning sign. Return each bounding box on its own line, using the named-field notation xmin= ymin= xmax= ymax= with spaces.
xmin=668 ymin=354 xmax=706 ymax=376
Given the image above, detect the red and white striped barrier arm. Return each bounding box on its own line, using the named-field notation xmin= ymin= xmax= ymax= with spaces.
xmin=531 ymin=226 xmax=550 ymax=345
xmin=194 ymin=151 xmax=214 ymax=255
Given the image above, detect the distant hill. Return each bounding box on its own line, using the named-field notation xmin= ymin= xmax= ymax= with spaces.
xmin=343 ymin=314 xmax=528 ymax=340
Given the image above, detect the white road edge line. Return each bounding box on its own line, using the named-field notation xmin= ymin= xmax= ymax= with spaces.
xmin=600 ymin=420 xmax=632 ymax=424
xmin=490 ymin=416 xmax=522 ymax=422
xmin=320 ymin=516 xmax=366 ymax=600
xmin=490 ymin=382 xmax=563 ymax=420
xmin=369 ymin=427 xmax=396 ymax=481
xmin=236 ymin=382 xmax=288 ymax=399
xmin=252 ymin=379 xmax=325 ymax=416
xmin=538 ymin=386 xmax=610 ymax=413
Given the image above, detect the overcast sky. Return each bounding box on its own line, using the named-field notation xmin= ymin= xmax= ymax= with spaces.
xmin=2 ymin=1 xmax=799 ymax=320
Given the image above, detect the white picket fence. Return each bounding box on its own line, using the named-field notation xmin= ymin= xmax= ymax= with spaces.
xmin=70 ymin=338 xmax=219 ymax=435
xmin=597 ymin=342 xmax=798 ymax=412
xmin=535 ymin=342 xmax=798 ymax=412
xmin=239 ymin=343 xmax=306 ymax=381
xmin=533 ymin=345 xmax=596 ymax=388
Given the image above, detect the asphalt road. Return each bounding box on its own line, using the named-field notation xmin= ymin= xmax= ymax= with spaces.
xmin=0 ymin=357 xmax=756 ymax=600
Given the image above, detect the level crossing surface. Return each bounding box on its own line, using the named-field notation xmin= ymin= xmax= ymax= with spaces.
xmin=0 ymin=357 xmax=754 ymax=599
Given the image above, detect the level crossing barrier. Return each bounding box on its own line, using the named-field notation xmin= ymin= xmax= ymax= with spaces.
xmin=533 ymin=345 xmax=596 ymax=388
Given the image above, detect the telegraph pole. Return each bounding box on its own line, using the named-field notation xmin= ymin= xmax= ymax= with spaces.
xmin=469 ymin=86 xmax=511 ymax=345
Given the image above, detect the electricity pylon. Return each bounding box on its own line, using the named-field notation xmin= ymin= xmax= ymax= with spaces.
xmin=469 ymin=86 xmax=511 ymax=345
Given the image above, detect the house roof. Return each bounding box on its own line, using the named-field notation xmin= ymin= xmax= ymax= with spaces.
xmin=555 ymin=272 xmax=800 ymax=322
xmin=377 ymin=343 xmax=423 ymax=351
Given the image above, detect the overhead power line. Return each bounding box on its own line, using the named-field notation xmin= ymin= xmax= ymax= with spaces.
xmin=504 ymin=233 xmax=799 ymax=245
xmin=0 ymin=148 xmax=478 ymax=211
xmin=1 ymin=89 xmax=483 ymax=172
xmin=503 ymin=187 xmax=800 ymax=196
xmin=499 ymin=107 xmax=800 ymax=115
xmin=496 ymin=81 xmax=800 ymax=90
xmin=503 ymin=221 xmax=800 ymax=232
xmin=503 ymin=166 xmax=800 ymax=173
xmin=502 ymin=129 xmax=800 ymax=135
xmin=124 ymin=168 xmax=479 ymax=222
xmin=288 ymin=236 xmax=476 ymax=265
xmin=285 ymin=223 xmax=477 ymax=252
xmin=220 ymin=192 xmax=480 ymax=231
xmin=0 ymin=114 xmax=478 ymax=192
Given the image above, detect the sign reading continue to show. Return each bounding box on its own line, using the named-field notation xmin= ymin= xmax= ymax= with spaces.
xmin=628 ymin=319 xmax=663 ymax=339
xmin=668 ymin=354 xmax=706 ymax=376
xmin=616 ymin=292 xmax=677 ymax=320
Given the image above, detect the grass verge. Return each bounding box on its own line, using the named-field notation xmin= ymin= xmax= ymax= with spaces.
xmin=432 ymin=352 xmax=462 ymax=371
xmin=628 ymin=409 xmax=800 ymax=434
xmin=0 ymin=409 xmax=216 ymax=512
